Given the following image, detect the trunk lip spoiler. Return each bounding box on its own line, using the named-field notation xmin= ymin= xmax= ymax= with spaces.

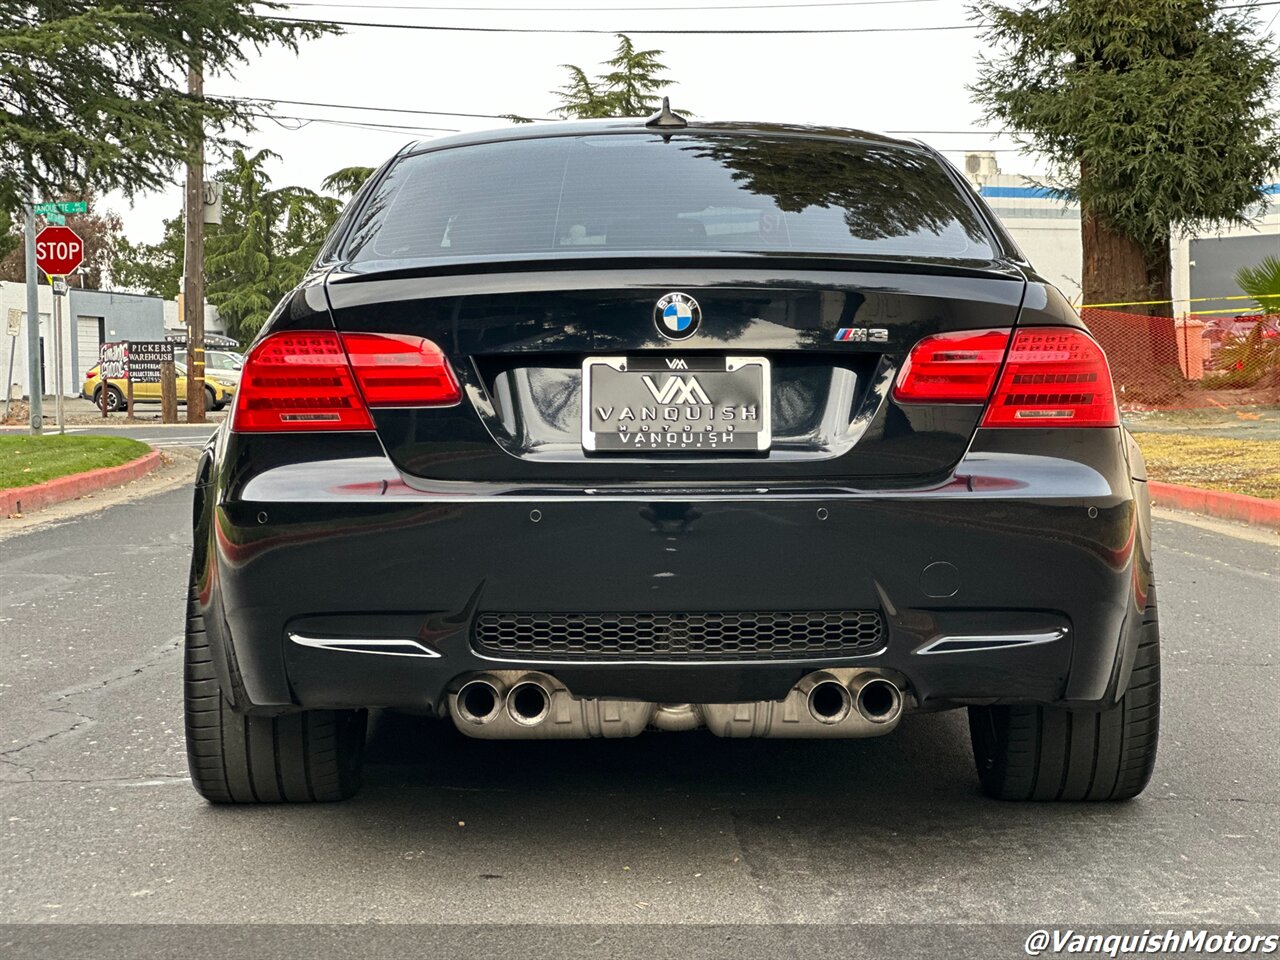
xmin=324 ymin=252 xmax=1028 ymax=287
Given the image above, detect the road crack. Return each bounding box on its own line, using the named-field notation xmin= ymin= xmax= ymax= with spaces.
xmin=0 ymin=634 xmax=182 ymax=778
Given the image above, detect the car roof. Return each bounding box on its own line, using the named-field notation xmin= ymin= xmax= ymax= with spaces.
xmin=401 ymin=118 xmax=926 ymax=158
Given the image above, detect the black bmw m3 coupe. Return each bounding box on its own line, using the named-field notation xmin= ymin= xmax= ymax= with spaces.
xmin=186 ymin=105 xmax=1158 ymax=803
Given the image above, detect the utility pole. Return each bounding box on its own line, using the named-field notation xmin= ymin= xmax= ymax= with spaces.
xmin=24 ymin=188 xmax=42 ymax=434
xmin=184 ymin=49 xmax=206 ymax=423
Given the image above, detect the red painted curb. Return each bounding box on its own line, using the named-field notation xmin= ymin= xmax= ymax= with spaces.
xmin=1 ymin=450 xmax=162 ymax=516
xmin=1149 ymin=480 xmax=1280 ymax=530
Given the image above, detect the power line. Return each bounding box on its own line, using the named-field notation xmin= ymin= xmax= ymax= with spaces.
xmin=247 ymin=110 xmax=460 ymax=133
xmin=223 ymin=94 xmax=556 ymax=122
xmin=275 ymin=0 xmax=947 ymax=8
xmin=250 ymin=110 xmax=1024 ymax=151
xmin=229 ymin=94 xmax=1025 ymax=136
xmin=269 ymin=14 xmax=978 ymax=33
xmin=885 ymin=129 xmax=1018 ymax=134
xmin=260 ymin=0 xmax=1280 ymax=35
xmin=273 ymin=0 xmax=1280 ymax=7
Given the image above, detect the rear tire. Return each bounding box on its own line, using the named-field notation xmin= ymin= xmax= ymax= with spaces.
xmin=968 ymin=590 xmax=1160 ymax=801
xmin=184 ymin=584 xmax=367 ymax=803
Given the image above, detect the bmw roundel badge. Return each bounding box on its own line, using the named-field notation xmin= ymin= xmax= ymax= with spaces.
xmin=654 ymin=292 xmax=701 ymax=341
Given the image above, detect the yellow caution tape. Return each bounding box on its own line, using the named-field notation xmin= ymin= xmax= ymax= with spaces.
xmin=1079 ymin=294 xmax=1258 ymax=309
xmin=1185 ymin=307 xmax=1276 ymax=316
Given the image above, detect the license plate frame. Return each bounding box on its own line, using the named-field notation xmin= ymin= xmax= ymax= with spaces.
xmin=581 ymin=355 xmax=771 ymax=454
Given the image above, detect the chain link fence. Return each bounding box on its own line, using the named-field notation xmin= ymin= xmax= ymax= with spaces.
xmin=1081 ymin=308 xmax=1280 ymax=410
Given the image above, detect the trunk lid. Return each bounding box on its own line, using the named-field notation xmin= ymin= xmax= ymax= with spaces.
xmin=324 ymin=258 xmax=1025 ymax=486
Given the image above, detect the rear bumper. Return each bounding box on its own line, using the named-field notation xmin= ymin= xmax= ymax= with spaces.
xmin=194 ymin=428 xmax=1151 ymax=716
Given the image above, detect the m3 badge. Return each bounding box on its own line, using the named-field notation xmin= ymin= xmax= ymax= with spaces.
xmin=835 ymin=327 xmax=889 ymax=343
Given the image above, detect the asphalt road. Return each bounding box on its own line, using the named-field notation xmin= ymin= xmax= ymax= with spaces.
xmin=1 ymin=486 xmax=1277 ymax=953
xmin=2 ymin=399 xmax=224 ymax=448
xmin=47 ymin=421 xmax=219 ymax=449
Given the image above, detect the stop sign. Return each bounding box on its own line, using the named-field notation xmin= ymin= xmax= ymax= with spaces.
xmin=35 ymin=225 xmax=84 ymax=277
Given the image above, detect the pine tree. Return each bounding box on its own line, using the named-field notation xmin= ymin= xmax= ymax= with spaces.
xmin=555 ymin=35 xmax=685 ymax=119
xmin=972 ymin=0 xmax=1280 ymax=315
xmin=113 ymin=215 xmax=184 ymax=301
xmin=0 ymin=2 xmax=335 ymax=218
xmin=115 ymin=154 xmax=360 ymax=339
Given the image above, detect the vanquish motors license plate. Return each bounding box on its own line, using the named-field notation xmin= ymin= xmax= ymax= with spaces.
xmin=582 ymin=356 xmax=771 ymax=453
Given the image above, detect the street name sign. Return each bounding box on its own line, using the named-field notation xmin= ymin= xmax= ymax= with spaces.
xmin=34 ymin=201 xmax=88 ymax=215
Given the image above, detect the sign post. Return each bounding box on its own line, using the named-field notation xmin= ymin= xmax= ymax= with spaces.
xmin=3 ymin=307 xmax=20 ymax=423
xmin=25 ymin=193 xmax=40 ymax=433
xmin=35 ymin=224 xmax=84 ymax=432
xmin=50 ymin=277 xmax=68 ymax=433
xmin=160 ymin=360 xmax=178 ymax=423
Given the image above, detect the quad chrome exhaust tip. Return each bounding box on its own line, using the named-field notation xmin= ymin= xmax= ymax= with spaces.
xmin=455 ymin=676 xmax=504 ymax=725
xmin=804 ymin=677 xmax=854 ymax=725
xmin=851 ymin=675 xmax=903 ymax=725
xmin=505 ymin=678 xmax=553 ymax=727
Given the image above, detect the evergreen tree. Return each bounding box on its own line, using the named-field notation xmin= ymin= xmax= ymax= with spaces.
xmin=114 ymin=156 xmax=364 ymax=339
xmin=321 ymin=167 xmax=375 ymax=198
xmin=555 ymin=35 xmax=685 ymax=119
xmin=113 ymin=214 xmax=184 ymax=301
xmin=202 ymin=150 xmax=342 ymax=338
xmin=0 ymin=2 xmax=335 ymax=218
xmin=972 ymin=0 xmax=1280 ymax=314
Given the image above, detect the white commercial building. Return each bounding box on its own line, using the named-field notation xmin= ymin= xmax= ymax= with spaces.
xmin=1 ymin=282 xmax=228 ymax=402
xmin=961 ymin=152 xmax=1280 ymax=312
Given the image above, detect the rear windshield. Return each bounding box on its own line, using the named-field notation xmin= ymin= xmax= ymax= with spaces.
xmin=343 ymin=133 xmax=995 ymax=263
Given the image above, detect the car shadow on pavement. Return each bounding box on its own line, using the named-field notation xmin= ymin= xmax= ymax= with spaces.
xmin=360 ymin=707 xmax=981 ymax=806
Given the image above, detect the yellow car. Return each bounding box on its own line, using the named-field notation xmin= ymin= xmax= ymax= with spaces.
xmin=81 ymin=362 xmax=237 ymax=413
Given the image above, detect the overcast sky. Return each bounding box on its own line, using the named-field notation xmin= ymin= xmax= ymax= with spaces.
xmin=106 ymin=0 xmax=1280 ymax=245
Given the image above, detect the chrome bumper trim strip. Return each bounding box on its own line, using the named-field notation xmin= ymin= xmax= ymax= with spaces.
xmin=914 ymin=629 xmax=1067 ymax=656
xmin=288 ymin=633 xmax=442 ymax=658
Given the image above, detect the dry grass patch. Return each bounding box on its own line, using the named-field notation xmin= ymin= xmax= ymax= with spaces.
xmin=1133 ymin=433 xmax=1280 ymax=500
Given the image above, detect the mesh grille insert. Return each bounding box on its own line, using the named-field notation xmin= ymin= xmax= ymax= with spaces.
xmin=473 ymin=611 xmax=884 ymax=661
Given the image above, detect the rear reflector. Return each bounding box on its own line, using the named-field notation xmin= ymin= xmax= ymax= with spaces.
xmin=981 ymin=328 xmax=1119 ymax=427
xmin=341 ymin=333 xmax=461 ymax=407
xmin=232 ymin=331 xmax=373 ymax=433
xmin=892 ymin=329 xmax=1011 ymax=404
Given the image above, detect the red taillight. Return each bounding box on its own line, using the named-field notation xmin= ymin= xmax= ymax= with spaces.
xmin=232 ymin=331 xmax=373 ymax=433
xmin=981 ymin=328 xmax=1118 ymax=427
xmin=341 ymin=333 xmax=461 ymax=407
xmin=231 ymin=331 xmax=462 ymax=433
xmin=893 ymin=329 xmax=1011 ymax=403
xmin=85 ymin=369 xmax=97 ymax=379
